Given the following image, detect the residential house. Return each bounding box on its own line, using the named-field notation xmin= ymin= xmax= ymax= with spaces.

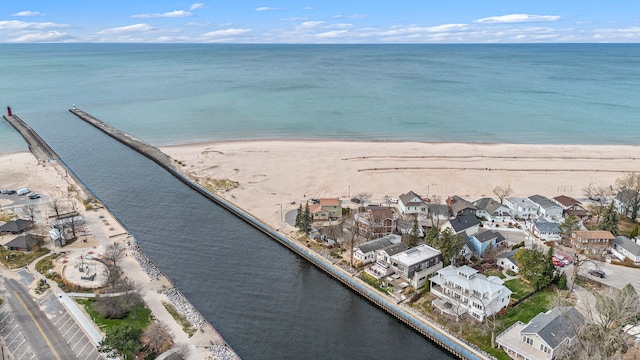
xmin=442 ymin=214 xmax=480 ymax=237
xmin=365 ymin=242 xmax=409 ymax=279
xmin=0 ymin=219 xmax=34 ymax=234
xmin=309 ymin=204 xmax=329 ymax=221
xmin=389 ymin=244 xmax=443 ymax=288
xmin=355 ymin=206 xmax=398 ymax=239
xmin=530 ymin=219 xmax=561 ymax=241
xmin=397 ymin=191 xmax=428 ymax=216
xmin=497 ymin=307 xmax=583 ymax=360
xmin=319 ymin=198 xmax=342 ymax=219
xmin=612 ymin=235 xmax=640 ymax=263
xmin=614 ymin=189 xmax=640 ymax=218
xmin=4 ymin=233 xmax=44 ymax=251
xmin=529 ymin=195 xmax=563 ymax=222
xmin=352 ymin=234 xmax=401 ymax=266
xmin=570 ymin=230 xmax=615 ymax=253
xmin=447 ymin=196 xmax=477 ymax=217
xmin=553 ymin=195 xmax=589 ymax=219
xmin=466 ymin=229 xmax=506 ymax=257
xmin=504 ymin=197 xmax=539 ymax=220
xmin=497 ymin=250 xmax=519 ymax=273
xmin=473 ymin=197 xmax=511 ymax=222
xmin=430 ymin=265 xmax=512 ymax=321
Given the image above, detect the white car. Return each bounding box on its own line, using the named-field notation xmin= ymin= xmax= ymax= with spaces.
xmin=389 ymin=198 xmax=399 ymax=204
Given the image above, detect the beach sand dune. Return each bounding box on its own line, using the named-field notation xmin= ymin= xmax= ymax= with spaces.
xmin=162 ymin=141 xmax=640 ymax=228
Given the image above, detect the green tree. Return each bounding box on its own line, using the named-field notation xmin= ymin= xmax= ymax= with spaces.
xmin=408 ymin=218 xmax=420 ymax=247
xmin=434 ymin=228 xmax=463 ymax=266
xmin=295 ymin=204 xmax=303 ymax=229
xmin=630 ymin=224 xmax=638 ymax=239
xmin=98 ymin=323 xmax=143 ymax=359
xmin=424 ymin=226 xmax=439 ymax=247
xmin=302 ymin=202 xmax=312 ymax=235
xmin=558 ymin=214 xmax=580 ymax=242
xmin=599 ymin=202 xmax=619 ymax=235
xmin=557 ymin=272 xmax=567 ymax=290
xmin=514 ymin=246 xmax=554 ymax=291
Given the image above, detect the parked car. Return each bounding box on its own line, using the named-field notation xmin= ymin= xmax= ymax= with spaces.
xmin=588 ymin=269 xmax=605 ymax=278
xmin=351 ymin=198 xmax=361 ymax=203
xmin=29 ymin=193 xmax=41 ymax=199
xmin=3 ymin=190 xmax=16 ymax=195
xmin=388 ymin=198 xmax=399 ymax=204
xmin=552 ymin=258 xmax=564 ymax=267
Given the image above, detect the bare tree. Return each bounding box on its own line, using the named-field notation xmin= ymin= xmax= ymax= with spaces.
xmin=353 ymin=192 xmax=373 ymax=204
xmin=49 ymin=197 xmax=64 ymax=218
xmin=616 ymin=172 xmax=640 ymax=221
xmin=493 ymin=185 xmax=513 ymax=205
xmin=104 ymin=266 xmax=123 ymax=291
xmin=141 ymin=321 xmax=174 ymax=355
xmin=171 ymin=343 xmax=191 ymax=360
xmin=583 ymin=183 xmax=612 ymax=223
xmin=104 ymin=242 xmax=126 ymax=269
xmin=347 ymin=214 xmax=361 ymax=267
xmin=22 ymin=204 xmax=37 ymax=221
xmin=567 ymin=250 xmax=588 ymax=292
xmin=120 ymin=278 xmax=145 ymax=318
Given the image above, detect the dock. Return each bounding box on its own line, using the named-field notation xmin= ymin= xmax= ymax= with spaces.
xmin=69 ymin=108 xmax=493 ymax=360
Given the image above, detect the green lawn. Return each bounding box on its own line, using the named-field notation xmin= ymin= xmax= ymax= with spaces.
xmin=500 ymin=287 xmax=555 ymax=328
xmin=76 ymin=298 xmax=151 ymax=332
xmin=505 ymin=278 xmax=534 ymax=301
xmin=484 ymin=269 xmax=506 ymax=279
xmin=0 ymin=248 xmax=50 ymax=269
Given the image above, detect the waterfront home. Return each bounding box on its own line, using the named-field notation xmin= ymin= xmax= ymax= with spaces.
xmin=447 ymin=195 xmax=477 ymax=217
xmin=497 ymin=250 xmax=519 ymax=273
xmin=504 ymin=196 xmax=539 ymax=220
xmin=530 ymin=219 xmax=561 ymax=241
xmin=390 ymin=244 xmax=443 ymax=289
xmin=553 ymin=195 xmax=589 ymax=219
xmin=472 ymin=197 xmax=511 ymax=222
xmin=318 ymin=198 xmax=342 ymax=219
xmin=497 ymin=307 xmax=583 ymax=360
xmin=309 ymin=204 xmax=329 ymax=221
xmin=426 ymin=203 xmax=449 ymax=223
xmin=430 ymin=265 xmax=512 ymax=321
xmin=4 ymin=233 xmax=44 ymax=252
xmin=528 ymin=195 xmax=563 ymax=222
xmin=465 ymin=229 xmax=506 ymax=257
xmin=0 ymin=219 xmax=34 ymax=234
xmin=355 ymin=206 xmax=398 ymax=239
xmin=614 ymin=189 xmax=640 ymax=218
xmin=612 ymin=235 xmax=640 ymax=263
xmin=352 ymin=234 xmax=401 ymax=266
xmin=442 ymin=214 xmax=480 ymax=237
xmin=397 ymin=191 xmax=428 ymax=216
xmin=365 ymin=242 xmax=409 ymax=279
xmin=570 ymin=230 xmax=615 ymax=253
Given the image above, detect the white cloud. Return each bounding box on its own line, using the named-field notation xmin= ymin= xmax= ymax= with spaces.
xmin=281 ymin=17 xmax=308 ymax=21
xmin=256 ymin=7 xmax=282 ymax=12
xmin=8 ymin=31 xmax=71 ymax=42
xmin=593 ymin=26 xmax=640 ymax=39
xmin=381 ymin=23 xmax=468 ymax=36
xmin=185 ymin=22 xmax=211 ymax=27
xmin=299 ymin=21 xmax=325 ymax=28
xmin=332 ymin=14 xmax=367 ymax=19
xmin=12 ymin=11 xmax=44 ymax=17
xmin=0 ymin=20 xmax=69 ymax=31
xmin=96 ymin=24 xmax=155 ymax=35
xmin=132 ymin=10 xmax=192 ymax=18
xmin=304 ymin=7 xmax=314 ymax=10
xmin=201 ymin=28 xmax=252 ymax=37
xmin=190 ymin=3 xmax=206 ymax=11
xmin=474 ymin=14 xmax=561 ymax=24
xmin=316 ymin=30 xmax=348 ymax=38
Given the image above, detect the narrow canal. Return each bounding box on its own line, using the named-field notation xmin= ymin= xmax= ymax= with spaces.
xmin=25 ymin=111 xmax=454 ymax=360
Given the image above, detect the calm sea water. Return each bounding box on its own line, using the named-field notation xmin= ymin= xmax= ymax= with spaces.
xmin=2 ymin=44 xmax=640 ymax=154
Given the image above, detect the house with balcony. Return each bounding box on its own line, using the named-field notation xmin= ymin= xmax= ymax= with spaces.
xmin=398 ymin=191 xmax=428 ymax=216
xmin=528 ymin=195 xmax=563 ymax=222
xmin=319 ymin=198 xmax=342 ymax=219
xmin=497 ymin=307 xmax=583 ymax=360
xmin=553 ymin=195 xmax=589 ymax=219
xmin=430 ymin=265 xmax=512 ymax=321
xmin=530 ymin=219 xmax=561 ymax=241
xmin=473 ymin=197 xmax=512 ymax=222
xmin=355 ymin=206 xmax=398 ymax=239
xmin=570 ymin=230 xmax=615 ymax=253
xmin=390 ymin=244 xmax=443 ymax=289
xmin=504 ymin=196 xmax=539 ymax=220
xmin=365 ymin=242 xmax=409 ymax=279
xmin=447 ymin=195 xmax=477 ymax=217
xmin=612 ymin=235 xmax=640 ymax=263
xmin=352 ymin=234 xmax=402 ymax=266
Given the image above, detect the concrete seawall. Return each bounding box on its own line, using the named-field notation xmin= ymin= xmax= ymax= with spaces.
xmin=69 ymin=109 xmax=493 ymax=360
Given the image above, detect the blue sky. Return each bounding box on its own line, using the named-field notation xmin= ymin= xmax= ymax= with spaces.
xmin=1 ymin=1 xmax=639 ymax=43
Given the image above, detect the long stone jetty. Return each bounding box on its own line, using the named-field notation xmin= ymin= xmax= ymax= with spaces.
xmin=68 ymin=108 xmax=492 ymax=360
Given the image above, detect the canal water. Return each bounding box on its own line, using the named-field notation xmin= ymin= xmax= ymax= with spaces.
xmin=26 ymin=111 xmax=453 ymax=359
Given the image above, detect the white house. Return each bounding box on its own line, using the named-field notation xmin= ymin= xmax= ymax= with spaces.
xmin=497 ymin=307 xmax=583 ymax=360
xmin=429 ymin=265 xmax=512 ymax=321
xmin=390 ymin=244 xmax=443 ymax=289
xmin=530 ymin=219 xmax=561 ymax=241
xmin=352 ymin=234 xmax=401 ymax=266
xmin=365 ymin=242 xmax=409 ymax=279
xmin=497 ymin=250 xmax=519 ymax=273
xmin=398 ymin=191 xmax=428 ymax=216
xmin=473 ymin=197 xmax=512 ymax=222
xmin=614 ymin=189 xmax=640 ymax=218
xmin=529 ymin=195 xmax=563 ymax=222
xmin=612 ymin=235 xmax=640 ymax=263
xmin=504 ymin=197 xmax=539 ymax=220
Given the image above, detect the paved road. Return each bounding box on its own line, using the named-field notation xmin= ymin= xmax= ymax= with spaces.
xmin=4 ymin=278 xmax=77 ymax=360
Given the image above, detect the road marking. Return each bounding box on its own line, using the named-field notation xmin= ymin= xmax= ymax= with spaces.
xmin=13 ymin=290 xmax=62 ymax=360
xmin=77 ymin=340 xmax=90 ymax=356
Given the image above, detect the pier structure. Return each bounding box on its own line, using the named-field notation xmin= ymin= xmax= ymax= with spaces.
xmin=69 ymin=108 xmax=493 ymax=360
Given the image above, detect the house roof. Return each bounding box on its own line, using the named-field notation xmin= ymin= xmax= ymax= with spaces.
xmin=529 ymin=195 xmax=560 ymax=210
xmin=521 ymin=307 xmax=583 ymax=349
xmin=309 ymin=204 xmax=325 ymax=213
xmin=379 ymin=242 xmax=409 ymax=256
xmin=0 ymin=219 xmax=34 ymax=233
xmin=572 ymin=230 xmax=615 ymax=240
xmin=534 ymin=218 xmax=560 ymax=233
xmin=392 ymin=244 xmax=441 ymax=266
xmin=566 ymin=209 xmax=589 ymax=217
xmin=614 ymin=236 xmax=640 ymax=257
xmin=368 ymin=207 xmax=396 ymax=222
xmin=499 ymin=250 xmax=517 ymax=265
xmin=448 ymin=214 xmax=480 ymax=233
xmin=356 ymin=235 xmax=399 ymax=254
xmin=427 ymin=203 xmax=448 ymax=216
xmin=434 ymin=265 xmax=512 ymax=296
xmin=5 ymin=233 xmax=42 ymax=250
xmin=448 ymin=195 xmax=477 ymax=215
xmin=553 ymin=195 xmax=581 ymax=208
xmin=319 ymin=198 xmax=340 ymax=206
xmin=399 ymin=191 xmax=425 ymax=206
xmin=474 ymin=229 xmax=505 ymax=244
xmin=505 ymin=196 xmax=538 ymax=209
xmin=472 ymin=197 xmax=507 ymax=215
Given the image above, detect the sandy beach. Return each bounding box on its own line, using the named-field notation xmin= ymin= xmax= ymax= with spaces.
xmin=161 ymin=140 xmax=640 ymax=229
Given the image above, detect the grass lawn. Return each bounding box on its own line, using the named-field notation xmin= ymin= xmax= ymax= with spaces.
xmin=484 ymin=269 xmax=506 ymax=279
xmin=505 ymin=278 xmax=534 ymax=301
xmin=0 ymin=248 xmax=50 ymax=269
xmin=162 ymin=301 xmax=196 ymax=337
xmin=76 ymin=298 xmax=151 ymax=333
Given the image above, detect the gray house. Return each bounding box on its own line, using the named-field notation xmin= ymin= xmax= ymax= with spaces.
xmin=529 ymin=195 xmax=563 ymax=222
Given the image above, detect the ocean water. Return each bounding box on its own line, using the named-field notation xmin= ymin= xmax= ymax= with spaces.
xmin=2 ymin=43 xmax=640 ymax=154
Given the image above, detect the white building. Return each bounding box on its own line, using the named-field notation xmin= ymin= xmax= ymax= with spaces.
xmin=529 ymin=195 xmax=563 ymax=222
xmin=352 ymin=234 xmax=401 ymax=266
xmin=390 ymin=244 xmax=443 ymax=289
xmin=504 ymin=197 xmax=538 ymax=220
xmin=612 ymin=235 xmax=640 ymax=263
xmin=430 ymin=265 xmax=512 ymax=321
xmin=397 ymin=191 xmax=428 ymax=216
